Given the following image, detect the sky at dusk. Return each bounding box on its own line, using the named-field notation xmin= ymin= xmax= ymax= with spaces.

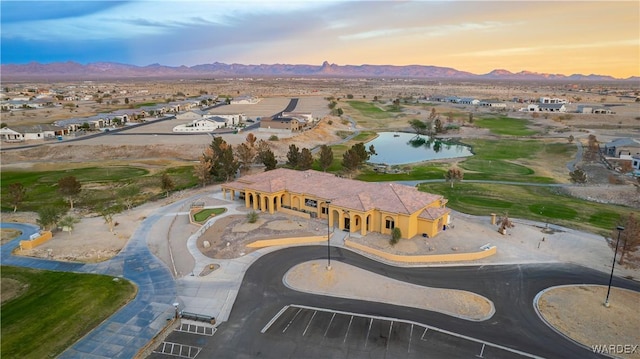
xmin=2 ymin=0 xmax=639 ymax=78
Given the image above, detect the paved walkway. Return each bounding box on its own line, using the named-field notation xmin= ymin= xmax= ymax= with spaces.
xmin=1 ymin=202 xmax=183 ymax=358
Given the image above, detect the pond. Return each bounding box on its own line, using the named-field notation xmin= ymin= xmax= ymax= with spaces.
xmin=366 ymin=132 xmax=473 ymax=165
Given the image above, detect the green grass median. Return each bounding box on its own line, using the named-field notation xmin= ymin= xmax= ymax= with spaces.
xmin=1 ymin=266 xmax=136 ymax=359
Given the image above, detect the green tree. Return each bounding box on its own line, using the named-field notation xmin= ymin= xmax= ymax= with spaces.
xmin=351 ymin=142 xmax=371 ymax=165
xmin=468 ymin=112 xmax=474 ymax=124
xmin=341 ymin=149 xmax=361 ymax=174
xmin=8 ymin=182 xmax=26 ymax=212
xmin=318 ymin=145 xmax=334 ymax=172
xmin=208 ymin=137 xmax=240 ymax=181
xmin=161 ymin=173 xmax=174 ymax=197
xmin=444 ymin=168 xmax=464 ymax=188
xmin=58 ymin=215 xmax=80 ymax=235
xmin=298 ymin=148 xmax=314 ymax=170
xmin=409 ymin=119 xmax=427 ymax=135
xmin=261 ymin=149 xmax=277 ymax=171
xmin=37 ymin=206 xmax=65 ymax=231
xmin=58 ymin=176 xmax=81 ymax=210
xmin=286 ymin=144 xmax=301 ymax=168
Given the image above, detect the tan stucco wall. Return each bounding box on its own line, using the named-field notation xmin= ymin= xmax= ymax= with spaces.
xmin=246 ymin=235 xmax=330 ymax=248
xmin=19 ymin=231 xmax=52 ymax=250
xmin=345 ymin=239 xmax=497 ymax=263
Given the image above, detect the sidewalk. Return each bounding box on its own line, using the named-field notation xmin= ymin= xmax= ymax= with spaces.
xmin=1 ymin=204 xmax=183 ymax=359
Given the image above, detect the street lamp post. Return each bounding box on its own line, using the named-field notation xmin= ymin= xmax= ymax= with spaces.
xmin=326 ymin=200 xmax=332 ymax=271
xmin=604 ymin=225 xmax=625 ymax=308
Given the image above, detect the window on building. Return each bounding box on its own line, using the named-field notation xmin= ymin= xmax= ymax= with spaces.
xmin=385 ymin=219 xmax=395 ymax=229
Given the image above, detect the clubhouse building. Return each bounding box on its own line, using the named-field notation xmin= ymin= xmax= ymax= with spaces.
xmin=221 ymin=168 xmax=450 ymax=239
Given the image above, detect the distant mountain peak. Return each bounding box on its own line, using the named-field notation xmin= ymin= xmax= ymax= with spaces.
xmin=0 ymin=61 xmax=631 ymax=81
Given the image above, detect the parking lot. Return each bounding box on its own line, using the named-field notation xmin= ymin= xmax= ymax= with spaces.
xmin=260 ymin=305 xmax=541 ymax=359
xmin=151 ymin=304 xmax=544 ymax=358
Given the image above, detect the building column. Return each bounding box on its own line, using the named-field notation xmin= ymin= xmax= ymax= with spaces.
xmin=267 ymin=195 xmax=275 ymax=214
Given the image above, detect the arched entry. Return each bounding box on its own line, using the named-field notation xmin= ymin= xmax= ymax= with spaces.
xmin=343 ymin=211 xmax=351 ymax=231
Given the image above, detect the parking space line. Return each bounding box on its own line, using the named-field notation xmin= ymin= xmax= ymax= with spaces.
xmin=420 ymin=328 xmax=428 ymax=341
xmin=477 ymin=343 xmax=486 ymax=358
xmin=176 ymin=323 xmax=216 ymax=336
xmin=323 ymin=313 xmax=336 ymax=338
xmin=408 ymin=324 xmax=414 ymax=353
xmin=282 ymin=307 xmax=303 ymax=333
xmin=364 ymin=318 xmax=373 ymax=349
xmin=302 ymin=310 xmax=317 ymax=336
xmin=260 ymin=305 xmax=290 ymax=333
xmin=153 ymin=341 xmax=201 ymax=358
xmin=343 ymin=316 xmax=354 ymax=343
xmin=267 ymin=304 xmax=544 ymax=359
xmin=386 ymin=321 xmax=393 ymax=351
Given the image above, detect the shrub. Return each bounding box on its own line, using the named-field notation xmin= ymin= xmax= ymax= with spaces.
xmin=247 ymin=211 xmax=259 ymax=223
xmin=390 ymin=227 xmax=401 ymax=246
xmin=268 ymin=135 xmax=279 ymax=141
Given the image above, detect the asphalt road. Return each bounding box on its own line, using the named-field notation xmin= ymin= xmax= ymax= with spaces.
xmin=154 ymin=246 xmax=640 ymax=359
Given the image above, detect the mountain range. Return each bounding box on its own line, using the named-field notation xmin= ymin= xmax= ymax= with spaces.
xmin=1 ymin=60 xmax=636 ymax=82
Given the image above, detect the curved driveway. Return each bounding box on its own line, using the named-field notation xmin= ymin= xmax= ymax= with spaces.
xmin=193 ymin=246 xmax=640 ymax=358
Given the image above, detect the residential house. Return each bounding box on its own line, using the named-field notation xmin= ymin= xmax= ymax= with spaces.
xmin=221 ymin=168 xmax=451 ymax=239
xmin=603 ymin=138 xmax=640 ymax=158
xmin=458 ymin=98 xmax=480 ymax=105
xmin=2 ymin=124 xmax=68 ymax=141
xmin=539 ymin=97 xmax=568 ymax=104
xmin=260 ymin=115 xmax=305 ymax=132
xmin=479 ymin=100 xmax=507 ymax=108
xmin=576 ymin=105 xmax=615 ymax=114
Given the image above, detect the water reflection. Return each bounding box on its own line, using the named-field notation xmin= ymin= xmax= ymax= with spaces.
xmin=367 ymin=132 xmax=473 ymax=165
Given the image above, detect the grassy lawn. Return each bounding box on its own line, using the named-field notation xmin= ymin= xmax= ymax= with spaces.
xmin=353 ymin=138 xmax=572 ymax=184
xmin=457 ymin=139 xmax=571 ymax=183
xmin=418 ymin=182 xmax=633 ymax=234
xmin=0 ymin=266 xmax=136 ymax=359
xmin=193 ymin=208 xmax=227 ymax=223
xmin=346 ymin=101 xmax=395 ymax=120
xmin=474 ymin=116 xmax=538 ymax=136
xmin=0 ymin=165 xmax=198 ymax=212
xmin=357 ymin=164 xmax=448 ymax=181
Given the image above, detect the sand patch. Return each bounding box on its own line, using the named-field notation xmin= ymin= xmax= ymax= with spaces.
xmin=285 ymin=260 xmax=494 ymax=321
xmin=537 ymin=285 xmax=640 ymax=359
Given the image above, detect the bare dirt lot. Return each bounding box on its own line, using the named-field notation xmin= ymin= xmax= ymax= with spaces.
xmin=196 ymin=212 xmax=320 ymax=259
xmin=537 ymin=285 xmax=640 ymax=359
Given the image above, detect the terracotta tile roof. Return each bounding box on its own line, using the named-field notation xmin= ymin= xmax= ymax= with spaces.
xmin=419 ymin=207 xmax=451 ymax=220
xmin=223 ymin=168 xmax=444 ymax=215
